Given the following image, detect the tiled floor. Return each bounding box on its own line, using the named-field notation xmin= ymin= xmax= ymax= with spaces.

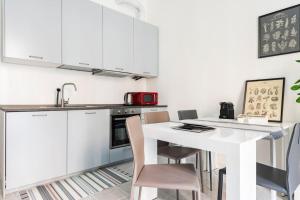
xmin=85 ymin=161 xmax=222 ymax=200
xmin=4 ymin=157 xmax=287 ymax=200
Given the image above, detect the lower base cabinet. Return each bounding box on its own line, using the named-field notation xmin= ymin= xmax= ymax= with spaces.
xmin=67 ymin=110 xmax=110 ymax=174
xmin=6 ymin=111 xmax=67 ymax=190
xmin=109 ymin=146 xmax=133 ymax=163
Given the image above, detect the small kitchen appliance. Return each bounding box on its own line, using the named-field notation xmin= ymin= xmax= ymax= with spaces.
xmin=219 ymin=102 xmax=234 ymax=119
xmin=124 ymin=92 xmax=158 ymax=106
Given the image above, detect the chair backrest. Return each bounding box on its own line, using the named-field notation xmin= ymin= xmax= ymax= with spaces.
xmin=143 ymin=111 xmax=170 ymax=124
xmin=286 ymin=123 xmax=300 ymax=195
xmin=126 ymin=116 xmax=145 ymax=184
xmin=178 ymin=110 xmax=198 ymax=120
xmin=143 ymin=111 xmax=170 ymax=147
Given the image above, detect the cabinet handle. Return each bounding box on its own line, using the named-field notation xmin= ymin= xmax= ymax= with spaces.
xmin=85 ymin=112 xmax=96 ymax=115
xmin=115 ymin=67 xmax=124 ymax=71
xmin=143 ymin=72 xmax=150 ymax=74
xmin=32 ymin=114 xmax=48 ymax=117
xmin=29 ymin=55 xmax=43 ymax=60
xmin=79 ymin=62 xmax=90 ymax=66
xmin=150 ymin=109 xmax=158 ymax=112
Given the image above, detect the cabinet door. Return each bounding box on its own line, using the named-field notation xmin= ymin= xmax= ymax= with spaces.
xmin=134 ymin=20 xmax=159 ymax=77
xmin=68 ymin=110 xmax=110 ymax=174
xmin=103 ymin=7 xmax=134 ymax=73
xmin=6 ymin=112 xmax=67 ymax=190
xmin=62 ymin=0 xmax=102 ymax=70
xmin=3 ymin=0 xmax=61 ymax=66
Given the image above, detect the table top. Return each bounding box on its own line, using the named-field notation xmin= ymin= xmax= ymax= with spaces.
xmin=180 ymin=118 xmax=295 ymax=140
xmin=182 ymin=117 xmax=293 ymax=132
xmin=143 ymin=122 xmax=270 ymax=153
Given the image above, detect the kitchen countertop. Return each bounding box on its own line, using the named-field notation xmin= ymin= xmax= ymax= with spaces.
xmin=0 ymin=104 xmax=168 ymax=112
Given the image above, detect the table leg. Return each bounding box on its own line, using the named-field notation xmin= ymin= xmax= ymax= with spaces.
xmin=226 ymin=141 xmax=256 ymax=200
xmin=138 ymin=137 xmax=157 ymax=200
xmin=270 ymin=140 xmax=277 ymax=200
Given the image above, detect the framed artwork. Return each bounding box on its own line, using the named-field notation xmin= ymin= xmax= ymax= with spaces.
xmin=258 ymin=5 xmax=300 ymax=58
xmin=243 ymin=78 xmax=285 ymax=122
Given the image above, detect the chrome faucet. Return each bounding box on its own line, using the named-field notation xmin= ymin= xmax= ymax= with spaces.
xmin=61 ymin=83 xmax=77 ymax=108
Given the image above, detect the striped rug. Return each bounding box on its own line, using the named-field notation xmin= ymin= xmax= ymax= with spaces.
xmin=18 ymin=166 xmax=132 ymax=200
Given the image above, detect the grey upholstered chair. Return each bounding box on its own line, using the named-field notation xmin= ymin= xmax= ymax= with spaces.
xmin=217 ymin=123 xmax=300 ymax=200
xmin=143 ymin=111 xmax=204 ymax=195
xmin=178 ymin=109 xmax=213 ymax=191
xmin=126 ymin=116 xmax=201 ymax=200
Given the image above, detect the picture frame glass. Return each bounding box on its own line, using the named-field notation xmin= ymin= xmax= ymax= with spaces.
xmin=243 ymin=78 xmax=285 ymax=122
xmin=259 ymin=5 xmax=300 ymax=58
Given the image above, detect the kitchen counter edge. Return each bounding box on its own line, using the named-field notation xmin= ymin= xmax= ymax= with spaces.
xmin=0 ymin=104 xmax=168 ymax=112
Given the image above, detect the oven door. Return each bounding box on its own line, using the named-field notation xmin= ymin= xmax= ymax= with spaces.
xmin=111 ymin=114 xmax=139 ymax=149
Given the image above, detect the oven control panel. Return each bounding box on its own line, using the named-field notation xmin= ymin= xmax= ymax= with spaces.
xmin=110 ymin=108 xmax=141 ymax=116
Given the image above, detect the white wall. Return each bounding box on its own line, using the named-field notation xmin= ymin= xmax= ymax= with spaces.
xmin=146 ymin=0 xmax=300 ymax=198
xmin=0 ymin=0 xmax=148 ymax=105
xmin=146 ymin=0 xmax=300 ymax=122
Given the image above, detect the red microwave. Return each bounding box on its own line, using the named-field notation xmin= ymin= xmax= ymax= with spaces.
xmin=124 ymin=92 xmax=158 ymax=106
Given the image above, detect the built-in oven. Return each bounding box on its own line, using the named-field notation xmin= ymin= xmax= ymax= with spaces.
xmin=109 ymin=108 xmax=141 ymax=163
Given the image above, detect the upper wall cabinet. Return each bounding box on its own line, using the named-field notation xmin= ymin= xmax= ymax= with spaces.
xmin=61 ymin=0 xmax=102 ymax=72
xmin=103 ymin=7 xmax=134 ymax=73
xmin=133 ymin=19 xmax=159 ymax=77
xmin=3 ymin=0 xmax=61 ymax=67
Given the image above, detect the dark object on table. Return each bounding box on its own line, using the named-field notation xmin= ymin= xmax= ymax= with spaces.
xmin=56 ymin=88 xmax=61 ymax=107
xmin=217 ymin=123 xmax=300 ymax=200
xmin=177 ymin=109 xmax=213 ymax=191
xmin=219 ymin=102 xmax=234 ymax=119
xmin=174 ymin=123 xmax=215 ymax=133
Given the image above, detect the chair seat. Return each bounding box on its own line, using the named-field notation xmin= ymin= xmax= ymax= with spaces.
xmin=135 ymin=164 xmax=200 ymax=191
xmin=256 ymin=162 xmax=287 ymax=194
xmin=219 ymin=163 xmax=288 ymax=195
xmin=158 ymin=146 xmax=201 ymax=160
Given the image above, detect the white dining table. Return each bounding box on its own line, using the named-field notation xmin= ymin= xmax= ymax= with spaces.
xmin=140 ymin=118 xmax=294 ymax=200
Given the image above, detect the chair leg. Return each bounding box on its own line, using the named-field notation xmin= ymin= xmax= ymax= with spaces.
xmin=168 ymin=158 xmax=170 ymax=164
xmin=138 ymin=187 xmax=142 ymax=200
xmin=287 ymin=193 xmax=293 ymax=200
xmin=209 ymin=151 xmax=212 ymax=191
xmin=198 ymin=151 xmax=204 ymax=192
xmin=197 ymin=189 xmax=201 ymax=200
xmin=130 ymin=184 xmax=135 ymax=200
xmin=192 ymin=191 xmax=196 ymax=200
xmin=217 ymin=171 xmax=224 ymax=200
xmin=175 ymin=159 xmax=180 ymax=200
xmin=176 ymin=190 xmax=179 ymax=200
xmin=195 ymin=153 xmax=198 ymax=169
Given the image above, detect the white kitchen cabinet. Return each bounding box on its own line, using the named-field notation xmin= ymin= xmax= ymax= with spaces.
xmin=62 ymin=0 xmax=102 ymax=71
xmin=3 ymin=0 xmax=61 ymax=67
xmin=6 ymin=111 xmax=67 ymax=190
xmin=133 ymin=19 xmax=159 ymax=77
xmin=67 ymin=110 xmax=110 ymax=174
xmin=103 ymin=7 xmax=134 ymax=73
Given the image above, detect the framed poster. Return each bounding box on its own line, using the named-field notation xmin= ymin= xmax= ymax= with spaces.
xmin=258 ymin=5 xmax=300 ymax=58
xmin=243 ymin=78 xmax=285 ymax=122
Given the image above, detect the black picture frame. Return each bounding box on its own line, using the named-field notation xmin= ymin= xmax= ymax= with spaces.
xmin=243 ymin=78 xmax=285 ymax=122
xmin=258 ymin=4 xmax=300 ymax=58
